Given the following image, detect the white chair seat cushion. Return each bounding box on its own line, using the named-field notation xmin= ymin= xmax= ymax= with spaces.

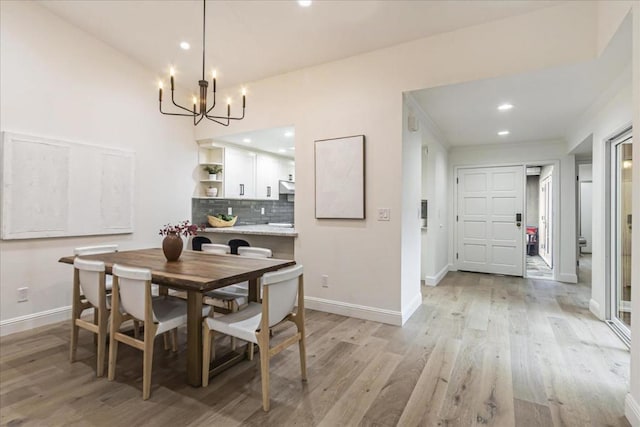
xmin=153 ymin=296 xmax=210 ymax=336
xmin=206 ymin=286 xmax=248 ymax=306
xmin=105 ymin=275 xmax=113 ymax=291
xmin=205 ymin=302 xmax=262 ymax=344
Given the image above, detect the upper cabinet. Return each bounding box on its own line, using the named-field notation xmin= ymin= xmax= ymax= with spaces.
xmin=224 ymin=146 xmax=256 ymax=198
xmin=256 ymin=154 xmax=280 ymax=199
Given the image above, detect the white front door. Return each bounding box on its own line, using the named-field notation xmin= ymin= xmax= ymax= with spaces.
xmin=456 ymin=166 xmax=524 ymax=276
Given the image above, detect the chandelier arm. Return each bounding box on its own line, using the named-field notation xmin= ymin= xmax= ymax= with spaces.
xmin=171 ymin=90 xmax=197 ymax=114
xmin=206 ymin=108 xmax=245 ymax=121
xmin=160 ymin=101 xmax=197 ymax=117
xmin=195 ymin=112 xmax=206 ymax=126
xmin=205 ymin=91 xmax=217 ymax=115
xmin=205 ymin=115 xmax=230 ymax=126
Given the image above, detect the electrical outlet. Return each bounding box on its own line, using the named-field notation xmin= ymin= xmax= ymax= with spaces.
xmin=321 ymin=275 xmax=329 ymax=288
xmin=227 ymin=207 xmax=233 ymax=215
xmin=377 ymin=208 xmax=390 ymax=221
xmin=261 ymin=207 xmax=265 ymax=215
xmin=17 ymin=287 xmax=28 ymax=302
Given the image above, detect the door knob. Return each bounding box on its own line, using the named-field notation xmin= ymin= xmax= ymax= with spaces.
xmin=516 ymin=213 xmax=522 ymax=227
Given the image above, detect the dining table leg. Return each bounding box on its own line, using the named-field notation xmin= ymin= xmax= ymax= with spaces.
xmin=186 ymin=290 xmax=203 ymax=387
xmin=248 ymin=278 xmax=259 ymax=302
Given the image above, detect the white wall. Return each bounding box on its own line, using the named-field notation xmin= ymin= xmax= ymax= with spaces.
xmin=0 ymin=1 xmax=196 ymax=334
xmin=567 ymin=75 xmax=632 ymax=320
xmin=399 ymin=100 xmax=423 ymax=321
xmin=448 ymin=141 xmax=575 ymax=282
xmin=192 ymin=2 xmax=598 ymax=325
xmin=411 ymin=98 xmax=450 ymax=286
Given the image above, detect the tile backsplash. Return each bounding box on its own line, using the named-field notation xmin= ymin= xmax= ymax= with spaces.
xmin=192 ymin=195 xmax=294 ymax=227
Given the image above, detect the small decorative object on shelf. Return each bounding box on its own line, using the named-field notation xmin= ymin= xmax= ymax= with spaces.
xmin=159 ymin=220 xmax=201 ymax=261
xmin=203 ymin=164 xmax=222 ymax=180
xmin=207 ymin=214 xmax=238 ymax=228
xmin=206 ymin=187 xmax=218 ymax=197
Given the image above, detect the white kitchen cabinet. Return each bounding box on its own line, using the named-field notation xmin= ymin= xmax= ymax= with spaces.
xmin=224 ymin=147 xmax=256 ymax=198
xmin=256 ymin=154 xmax=280 ymax=199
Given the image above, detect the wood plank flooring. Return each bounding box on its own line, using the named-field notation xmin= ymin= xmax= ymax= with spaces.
xmin=0 ymin=270 xmax=631 ymax=426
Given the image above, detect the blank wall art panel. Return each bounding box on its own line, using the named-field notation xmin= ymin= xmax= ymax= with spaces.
xmin=315 ymin=135 xmax=365 ymax=219
xmin=1 ymin=132 xmax=135 ymax=239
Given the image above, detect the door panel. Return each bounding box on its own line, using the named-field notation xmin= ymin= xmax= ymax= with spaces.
xmin=457 ymin=166 xmax=524 ymax=276
xmin=539 ymin=174 xmax=552 ymax=267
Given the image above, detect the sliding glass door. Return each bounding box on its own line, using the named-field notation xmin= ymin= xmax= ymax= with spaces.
xmin=609 ymin=130 xmax=632 ymax=341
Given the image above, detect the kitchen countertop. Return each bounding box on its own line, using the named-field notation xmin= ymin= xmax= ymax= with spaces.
xmin=202 ymin=224 xmax=297 ymax=237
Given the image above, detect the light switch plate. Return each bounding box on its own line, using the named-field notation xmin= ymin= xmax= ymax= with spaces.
xmin=377 ymin=208 xmax=390 ymax=221
xmin=227 ymin=207 xmax=233 ymax=215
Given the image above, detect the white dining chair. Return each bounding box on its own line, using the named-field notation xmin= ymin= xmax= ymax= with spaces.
xmin=201 ymin=243 xmax=231 ymax=254
xmin=74 ymin=244 xmax=118 ymax=289
xmin=107 ymin=264 xmax=210 ymax=400
xmin=205 ymin=246 xmax=273 ymax=346
xmin=202 ymin=264 xmax=306 ymax=411
xmin=70 ymin=258 xmax=111 ymax=376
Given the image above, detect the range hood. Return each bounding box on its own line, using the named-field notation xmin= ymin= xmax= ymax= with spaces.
xmin=279 ymin=180 xmax=295 ymax=195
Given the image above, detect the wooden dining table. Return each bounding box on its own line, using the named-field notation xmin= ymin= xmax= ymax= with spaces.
xmin=59 ymin=248 xmax=295 ymax=387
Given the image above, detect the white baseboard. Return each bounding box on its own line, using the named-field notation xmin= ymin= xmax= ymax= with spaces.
xmin=448 ymin=263 xmax=457 ymax=272
xmin=626 ymin=393 xmax=640 ymax=426
xmin=304 ymin=296 xmax=403 ymax=326
xmin=424 ymin=264 xmax=449 ymax=286
xmin=589 ymin=298 xmax=603 ymax=320
xmin=558 ymin=273 xmax=578 ymax=283
xmin=0 ymin=305 xmax=72 ymax=337
xmin=401 ymin=292 xmax=423 ymax=325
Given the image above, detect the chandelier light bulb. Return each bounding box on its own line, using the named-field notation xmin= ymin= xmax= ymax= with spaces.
xmin=193 ymin=96 xmax=197 ymax=105
xmin=241 ymin=87 xmax=247 ymax=96
xmin=212 ymin=70 xmax=217 ymax=79
xmin=170 ymin=67 xmax=175 ymax=77
xmin=158 ymin=81 xmax=163 ymax=89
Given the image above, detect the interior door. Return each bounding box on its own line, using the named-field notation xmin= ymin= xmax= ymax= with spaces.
xmin=456 ymin=166 xmax=524 ymax=276
xmin=539 ymin=175 xmax=553 ymax=267
xmin=579 ymin=181 xmax=592 ymax=253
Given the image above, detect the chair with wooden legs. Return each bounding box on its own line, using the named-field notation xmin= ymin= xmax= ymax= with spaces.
xmin=202 ymin=264 xmax=306 ymax=411
xmin=69 ymin=258 xmax=111 ymax=376
xmin=108 ymin=264 xmax=210 ymax=400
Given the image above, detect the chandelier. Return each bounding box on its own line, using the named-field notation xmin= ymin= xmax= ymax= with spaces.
xmin=158 ymin=0 xmax=245 ymax=126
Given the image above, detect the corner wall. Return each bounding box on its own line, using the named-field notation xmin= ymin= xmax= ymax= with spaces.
xmin=0 ymin=1 xmax=196 ymax=335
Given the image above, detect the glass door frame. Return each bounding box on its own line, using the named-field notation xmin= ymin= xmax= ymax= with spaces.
xmin=607 ymin=126 xmax=632 ymax=345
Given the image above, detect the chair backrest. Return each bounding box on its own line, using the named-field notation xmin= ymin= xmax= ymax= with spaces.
xmin=74 ymin=245 xmax=119 ymax=256
xmin=74 ymin=258 xmax=106 ymax=308
xmin=192 ymin=236 xmax=212 ymax=251
xmin=201 ymin=243 xmax=231 ymax=254
xmin=228 ymin=239 xmax=250 ymax=255
xmin=262 ymin=265 xmax=303 ymax=327
xmin=112 ymin=264 xmax=152 ymax=322
xmin=238 ymin=246 xmax=272 ymax=259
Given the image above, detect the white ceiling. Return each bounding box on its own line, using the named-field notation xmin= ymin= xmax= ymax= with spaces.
xmin=411 ymin=15 xmax=632 ymax=147
xmin=39 ymin=0 xmax=558 ymax=91
xmin=203 ymin=126 xmax=296 ymax=159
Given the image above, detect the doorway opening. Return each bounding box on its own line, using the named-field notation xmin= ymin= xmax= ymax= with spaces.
xmin=606 ymin=127 xmax=632 ymax=345
xmin=525 ymin=165 xmax=554 ymax=279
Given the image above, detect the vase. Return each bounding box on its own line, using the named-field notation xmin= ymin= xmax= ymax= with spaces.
xmin=162 ymin=232 xmax=183 ymax=261
xmin=209 ymin=173 xmax=218 ymax=181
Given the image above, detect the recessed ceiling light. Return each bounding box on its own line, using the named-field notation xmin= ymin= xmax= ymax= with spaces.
xmin=298 ymin=0 xmax=312 ymax=7
xmin=498 ymin=130 xmax=510 ymax=136
xmin=242 ymin=138 xmax=251 ymax=143
xmin=497 ymin=103 xmax=513 ymax=111
xmin=180 ymin=41 xmax=190 ymax=50
xmin=284 ymin=131 xmax=294 ymax=137
xmin=279 ymin=149 xmax=287 ymax=153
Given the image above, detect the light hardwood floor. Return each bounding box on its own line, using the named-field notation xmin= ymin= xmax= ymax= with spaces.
xmin=0 ymin=270 xmax=631 ymax=426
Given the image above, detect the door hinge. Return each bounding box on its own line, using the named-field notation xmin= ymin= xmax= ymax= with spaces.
xmin=456 ymin=177 xmax=459 ymax=184
xmin=456 ymin=253 xmax=459 ymax=260
xmin=577 ymin=175 xmax=579 ymax=181
xmin=456 ymin=215 xmax=459 ymax=222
